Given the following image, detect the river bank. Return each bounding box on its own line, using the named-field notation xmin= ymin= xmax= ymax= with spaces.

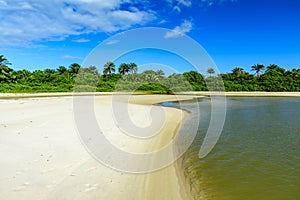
xmin=0 ymin=94 xmax=195 ymax=200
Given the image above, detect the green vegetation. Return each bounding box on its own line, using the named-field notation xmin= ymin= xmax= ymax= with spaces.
xmin=0 ymin=54 xmax=300 ymax=93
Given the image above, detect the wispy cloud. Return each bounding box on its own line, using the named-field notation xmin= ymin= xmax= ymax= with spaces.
xmin=0 ymin=0 xmax=156 ymax=47
xmin=61 ymin=55 xmax=83 ymax=60
xmin=167 ymin=0 xmax=237 ymax=11
xmin=72 ymin=39 xmax=90 ymax=43
xmin=195 ymin=0 xmax=237 ymax=7
xmin=164 ymin=20 xmax=193 ymax=38
xmin=105 ymin=40 xmax=120 ymax=45
xmin=177 ymin=0 xmax=192 ymax=7
xmin=0 ymin=0 xmax=238 ymax=47
xmin=173 ymin=6 xmax=181 ymax=13
xmin=159 ymin=19 xmax=168 ymax=24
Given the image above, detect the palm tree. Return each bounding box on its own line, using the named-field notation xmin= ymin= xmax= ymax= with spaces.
xmin=207 ymin=68 xmax=215 ymax=76
xmin=266 ymin=64 xmax=285 ymax=75
xmin=86 ymin=66 xmax=99 ymax=75
xmin=44 ymin=68 xmax=56 ymax=74
xmin=142 ymin=70 xmax=156 ymax=75
xmin=0 ymin=65 xmax=14 ymax=83
xmin=69 ymin=63 xmax=81 ymax=75
xmin=103 ymin=61 xmax=115 ymax=75
xmin=266 ymin=64 xmax=279 ymax=71
xmin=0 ymin=55 xmax=11 ymax=67
xmin=129 ymin=62 xmax=138 ymax=74
xmin=251 ymin=64 xmax=265 ymax=77
xmin=16 ymin=69 xmax=31 ymax=83
xmin=290 ymin=68 xmax=300 ymax=78
xmin=43 ymin=68 xmax=57 ymax=82
xmin=155 ymin=69 xmax=165 ymax=78
xmin=118 ymin=63 xmax=129 ymax=75
xmin=57 ymin=66 xmax=68 ymax=75
xmin=145 ymin=73 xmax=158 ymax=82
xmin=0 ymin=65 xmax=13 ymax=74
xmin=232 ymin=67 xmax=244 ymax=76
xmin=141 ymin=70 xmax=157 ymax=82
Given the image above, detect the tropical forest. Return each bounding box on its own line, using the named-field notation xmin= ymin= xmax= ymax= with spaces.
xmin=1 ymin=55 xmax=300 ymax=93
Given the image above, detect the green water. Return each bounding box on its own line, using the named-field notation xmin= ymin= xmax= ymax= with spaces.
xmin=172 ymin=97 xmax=300 ymax=200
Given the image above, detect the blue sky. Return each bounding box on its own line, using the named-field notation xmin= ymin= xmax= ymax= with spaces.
xmin=1 ymin=0 xmax=300 ymax=73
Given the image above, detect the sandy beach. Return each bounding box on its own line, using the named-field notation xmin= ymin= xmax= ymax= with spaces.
xmin=0 ymin=94 xmax=195 ymax=200
xmin=1 ymin=92 xmax=300 ymax=200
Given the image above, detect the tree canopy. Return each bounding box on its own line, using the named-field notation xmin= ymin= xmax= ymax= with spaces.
xmin=0 ymin=54 xmax=300 ymax=93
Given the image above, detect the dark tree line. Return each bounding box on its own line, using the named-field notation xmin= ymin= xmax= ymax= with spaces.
xmin=0 ymin=55 xmax=300 ymax=93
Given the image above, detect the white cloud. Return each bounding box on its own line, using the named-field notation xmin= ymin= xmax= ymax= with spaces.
xmin=177 ymin=0 xmax=192 ymax=7
xmin=167 ymin=0 xmax=236 ymax=10
xmin=0 ymin=0 xmax=238 ymax=47
xmin=159 ymin=19 xmax=168 ymax=24
xmin=195 ymin=0 xmax=237 ymax=7
xmin=166 ymin=0 xmax=192 ymax=7
xmin=73 ymin=39 xmax=90 ymax=43
xmin=105 ymin=40 xmax=120 ymax=45
xmin=173 ymin=5 xmax=181 ymax=12
xmin=61 ymin=55 xmax=83 ymax=59
xmin=0 ymin=0 xmax=156 ymax=47
xmin=164 ymin=20 xmax=193 ymax=38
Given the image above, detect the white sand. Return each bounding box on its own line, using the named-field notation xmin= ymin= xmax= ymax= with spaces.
xmin=1 ymin=92 xmax=299 ymax=200
xmin=0 ymin=94 xmax=194 ymax=200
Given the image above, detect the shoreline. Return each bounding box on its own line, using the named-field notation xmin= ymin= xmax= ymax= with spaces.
xmin=1 ymin=91 xmax=300 ymax=100
xmin=128 ymin=95 xmax=196 ymax=200
xmin=0 ymin=94 xmax=195 ymax=200
xmin=178 ymin=91 xmax=300 ymax=97
xmin=1 ymin=92 xmax=299 ymax=199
